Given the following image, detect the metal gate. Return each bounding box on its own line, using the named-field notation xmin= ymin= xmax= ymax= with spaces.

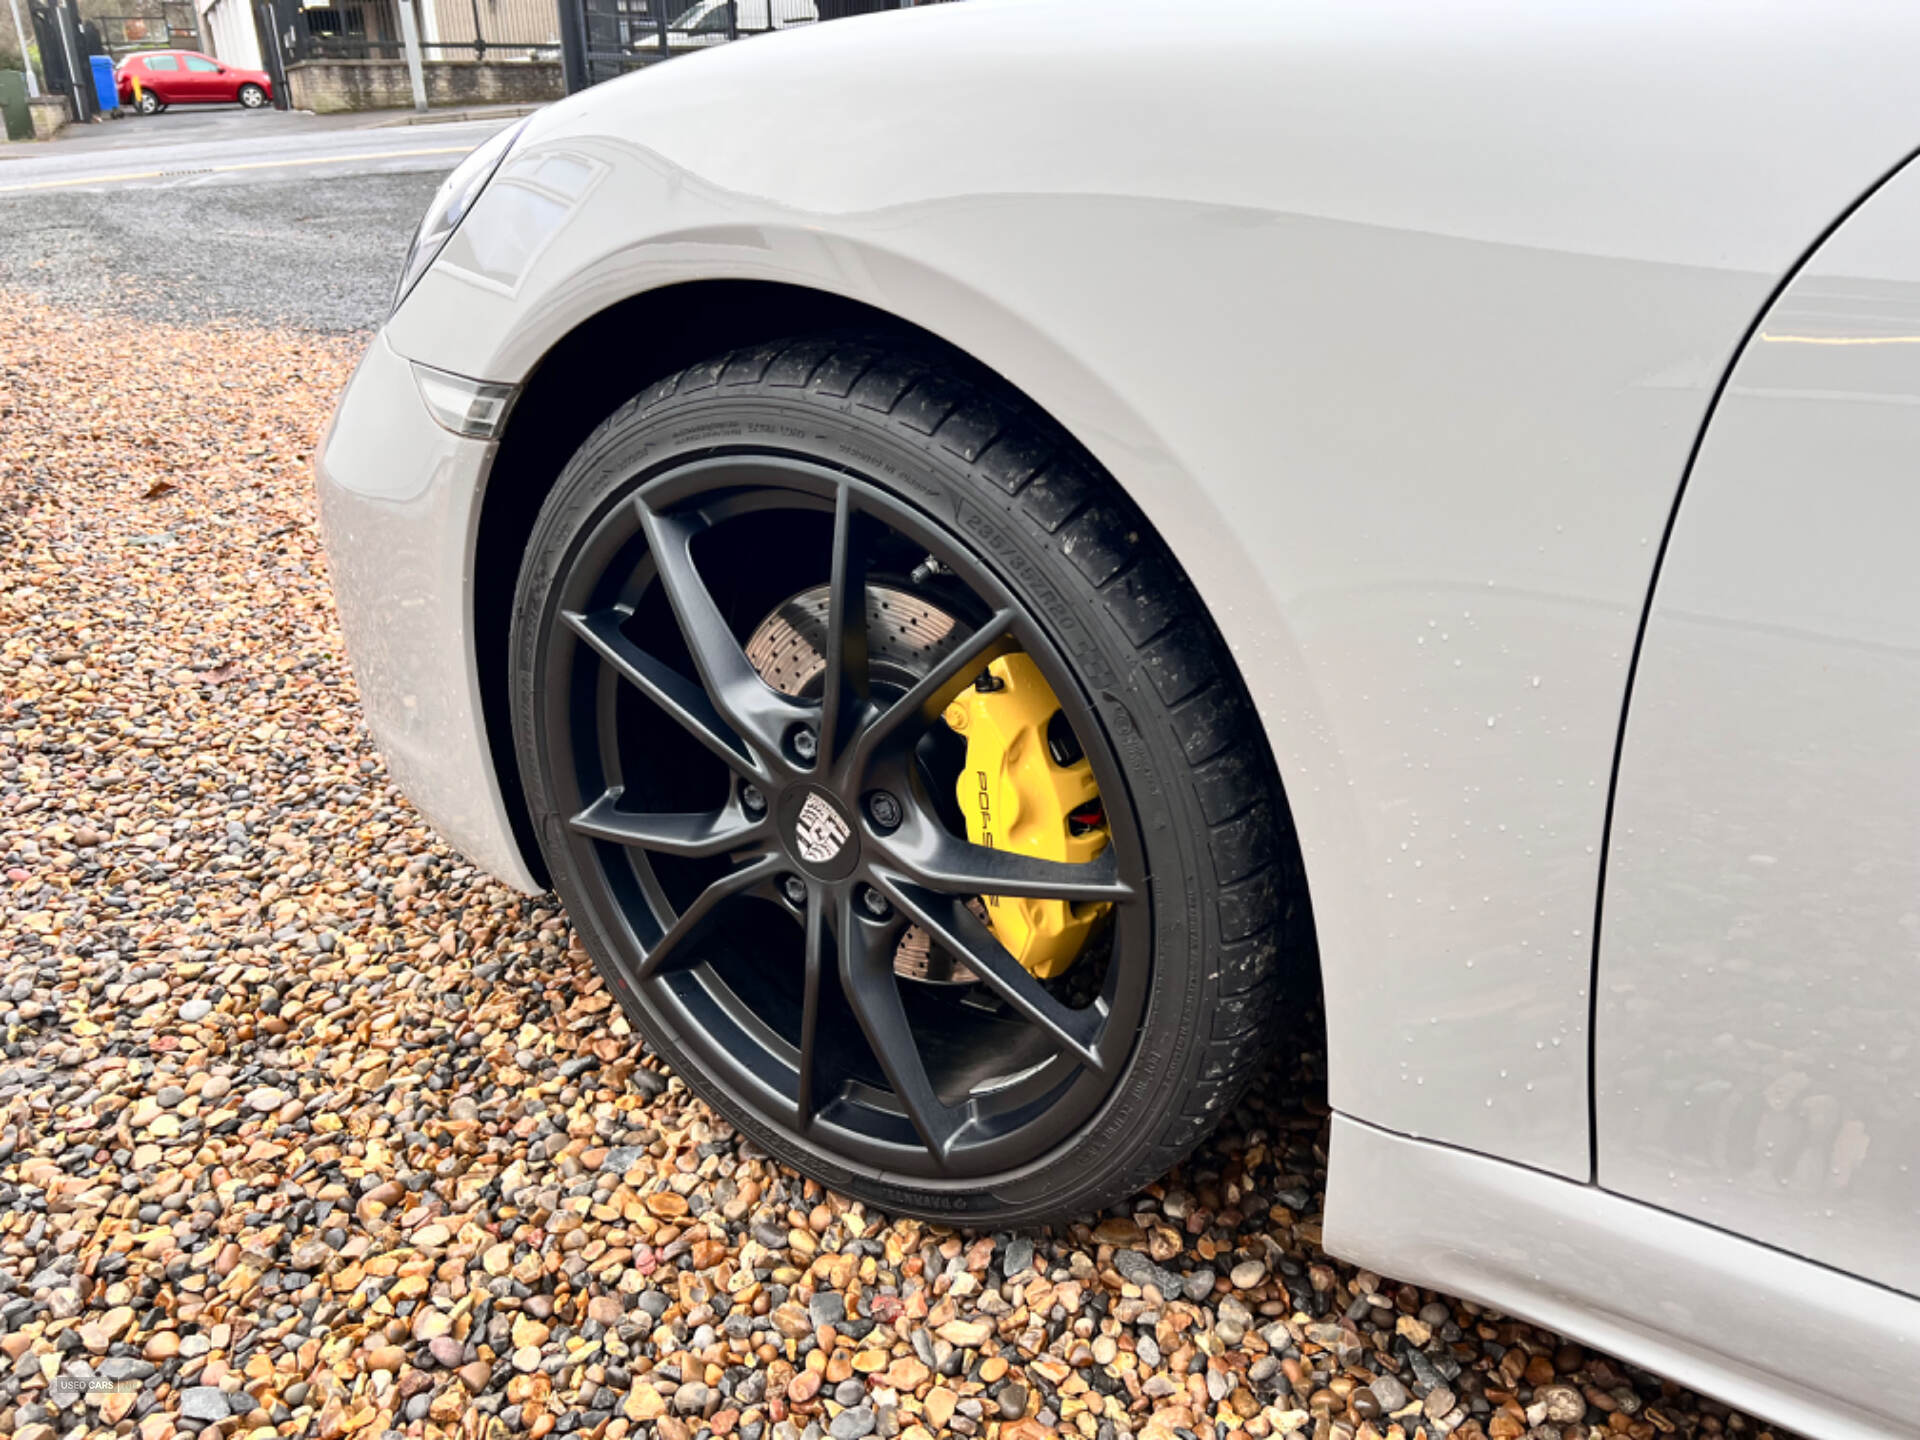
xmin=27 ymin=0 xmax=103 ymax=119
xmin=557 ymin=0 xmax=913 ymax=93
xmin=251 ymin=0 xmax=294 ymax=109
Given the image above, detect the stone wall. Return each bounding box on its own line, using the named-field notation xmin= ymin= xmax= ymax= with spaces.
xmin=28 ymin=94 xmax=72 ymax=141
xmin=284 ymin=59 xmax=562 ymax=115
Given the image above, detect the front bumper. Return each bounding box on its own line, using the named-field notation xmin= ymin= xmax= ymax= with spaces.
xmin=314 ymin=332 xmax=542 ymax=893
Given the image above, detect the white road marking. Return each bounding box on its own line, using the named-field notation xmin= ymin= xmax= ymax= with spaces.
xmin=0 ymin=145 xmax=472 ymax=195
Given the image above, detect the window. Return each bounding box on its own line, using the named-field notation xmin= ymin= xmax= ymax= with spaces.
xmin=144 ymin=55 xmax=179 ymax=70
xmin=185 ymin=56 xmax=220 ymax=72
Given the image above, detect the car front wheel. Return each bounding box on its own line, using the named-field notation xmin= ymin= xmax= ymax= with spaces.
xmin=238 ymin=83 xmax=267 ymax=108
xmin=508 ymin=336 xmax=1306 ymax=1223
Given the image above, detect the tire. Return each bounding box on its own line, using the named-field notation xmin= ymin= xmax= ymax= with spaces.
xmin=238 ymin=84 xmax=266 ymax=109
xmin=136 ymin=92 xmax=160 ymax=115
xmin=509 ymin=336 xmax=1307 ymax=1223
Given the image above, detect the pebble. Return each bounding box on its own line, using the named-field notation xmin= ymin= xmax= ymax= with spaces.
xmin=1539 ymin=1383 xmax=1589 ymax=1423
xmin=1371 ymin=1373 xmax=1411 ymax=1412
xmin=1112 ymin=1248 xmax=1181 ymax=1298
xmin=178 ymin=1388 xmax=231 ymax=1422
xmin=1004 ymin=1236 xmax=1034 ymax=1277
xmin=0 ymin=296 xmax=1804 ymax=1440
xmin=830 ymin=1405 xmax=877 ymax=1439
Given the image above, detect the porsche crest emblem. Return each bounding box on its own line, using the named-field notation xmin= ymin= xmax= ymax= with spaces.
xmin=795 ymin=792 xmax=852 ymax=865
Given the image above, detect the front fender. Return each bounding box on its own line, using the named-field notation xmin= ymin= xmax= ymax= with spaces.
xmin=385 ymin=0 xmax=1920 ymax=1179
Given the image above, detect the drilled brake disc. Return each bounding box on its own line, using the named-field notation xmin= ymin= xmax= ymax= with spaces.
xmin=745 ymin=585 xmax=979 ymax=984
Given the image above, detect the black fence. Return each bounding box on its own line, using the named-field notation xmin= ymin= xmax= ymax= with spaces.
xmin=562 ymin=0 xmax=952 ymax=92
xmin=264 ymin=0 xmax=950 ymax=89
xmin=287 ymin=0 xmax=561 ymax=64
xmin=90 ymin=6 xmax=201 ymax=57
xmin=27 ymin=0 xmax=107 ymax=119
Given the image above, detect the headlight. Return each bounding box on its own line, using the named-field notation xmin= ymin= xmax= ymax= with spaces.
xmin=390 ymin=118 xmax=529 ymax=317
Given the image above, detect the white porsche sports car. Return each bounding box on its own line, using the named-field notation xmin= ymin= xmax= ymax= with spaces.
xmin=316 ymin=3 xmax=1920 ymax=1435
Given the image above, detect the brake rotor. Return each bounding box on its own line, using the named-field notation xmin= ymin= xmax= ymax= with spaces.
xmin=745 ymin=584 xmax=979 ymax=984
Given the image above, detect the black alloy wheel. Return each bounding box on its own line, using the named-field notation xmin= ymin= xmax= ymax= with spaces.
xmin=511 ymin=337 xmax=1304 ymax=1222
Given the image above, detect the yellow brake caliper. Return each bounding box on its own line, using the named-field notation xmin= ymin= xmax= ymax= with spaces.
xmin=944 ymin=653 xmax=1110 ymax=978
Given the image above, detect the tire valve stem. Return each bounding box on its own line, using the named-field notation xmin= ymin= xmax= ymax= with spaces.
xmin=910 ymin=554 xmax=951 ymax=586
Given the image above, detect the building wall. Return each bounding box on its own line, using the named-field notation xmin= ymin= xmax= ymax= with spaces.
xmin=283 ymin=55 xmax=561 ymax=110
xmin=425 ymin=0 xmax=558 ymax=51
xmin=201 ymin=0 xmax=262 ymax=70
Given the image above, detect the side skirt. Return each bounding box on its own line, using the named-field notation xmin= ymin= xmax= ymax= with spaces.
xmin=1324 ymin=1114 xmax=1920 ymax=1440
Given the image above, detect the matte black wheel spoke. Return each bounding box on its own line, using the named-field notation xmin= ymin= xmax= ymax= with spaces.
xmin=564 ymin=608 xmax=757 ymax=775
xmin=637 ymin=500 xmax=806 ymax=758
xmin=638 ymin=854 xmax=783 ymax=981
xmin=833 ymin=890 xmax=966 ymax=1165
xmin=570 ymin=788 xmax=767 ymax=857
xmin=882 ymin=880 xmax=1111 ymax=1074
xmin=795 ymin=895 xmax=828 ymax=1131
xmin=844 ymin=607 xmax=1015 ymax=772
xmin=818 ymin=484 xmax=871 ymax=769
xmin=549 ymin=453 xmax=1159 ymax=1182
xmin=881 ymin=828 xmax=1133 ymax=905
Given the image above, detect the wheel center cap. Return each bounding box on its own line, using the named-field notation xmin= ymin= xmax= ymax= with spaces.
xmin=780 ymin=787 xmax=860 ymax=881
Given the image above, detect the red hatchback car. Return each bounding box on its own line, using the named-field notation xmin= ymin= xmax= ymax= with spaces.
xmin=117 ymin=50 xmax=273 ymax=114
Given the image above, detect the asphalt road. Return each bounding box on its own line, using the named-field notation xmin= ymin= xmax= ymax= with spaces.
xmin=0 ymin=107 xmax=514 ymax=333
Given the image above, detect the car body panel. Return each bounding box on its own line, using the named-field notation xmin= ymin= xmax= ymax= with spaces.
xmin=382 ymin=0 xmax=1920 ymax=1182
xmin=1597 ymin=158 xmax=1920 ymax=1295
xmin=1324 ymin=1114 xmax=1920 ymax=1440
xmin=313 ymin=335 xmax=540 ymax=893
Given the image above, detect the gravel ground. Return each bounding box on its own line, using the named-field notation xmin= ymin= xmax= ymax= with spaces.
xmin=0 ymin=175 xmax=436 ymax=333
xmin=0 ymin=292 xmax=1799 ymax=1440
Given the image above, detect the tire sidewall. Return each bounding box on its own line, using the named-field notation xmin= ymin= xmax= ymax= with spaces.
xmin=511 ymin=389 xmax=1227 ymax=1224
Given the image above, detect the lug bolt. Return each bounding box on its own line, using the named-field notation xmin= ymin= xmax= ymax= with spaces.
xmin=782 ymin=875 xmax=808 ymax=907
xmin=859 ymin=885 xmax=892 ymax=921
xmin=866 ymin=791 xmax=902 ymax=831
xmin=789 ymin=726 xmax=818 ymax=764
xmin=740 ymin=784 xmax=766 ymax=817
